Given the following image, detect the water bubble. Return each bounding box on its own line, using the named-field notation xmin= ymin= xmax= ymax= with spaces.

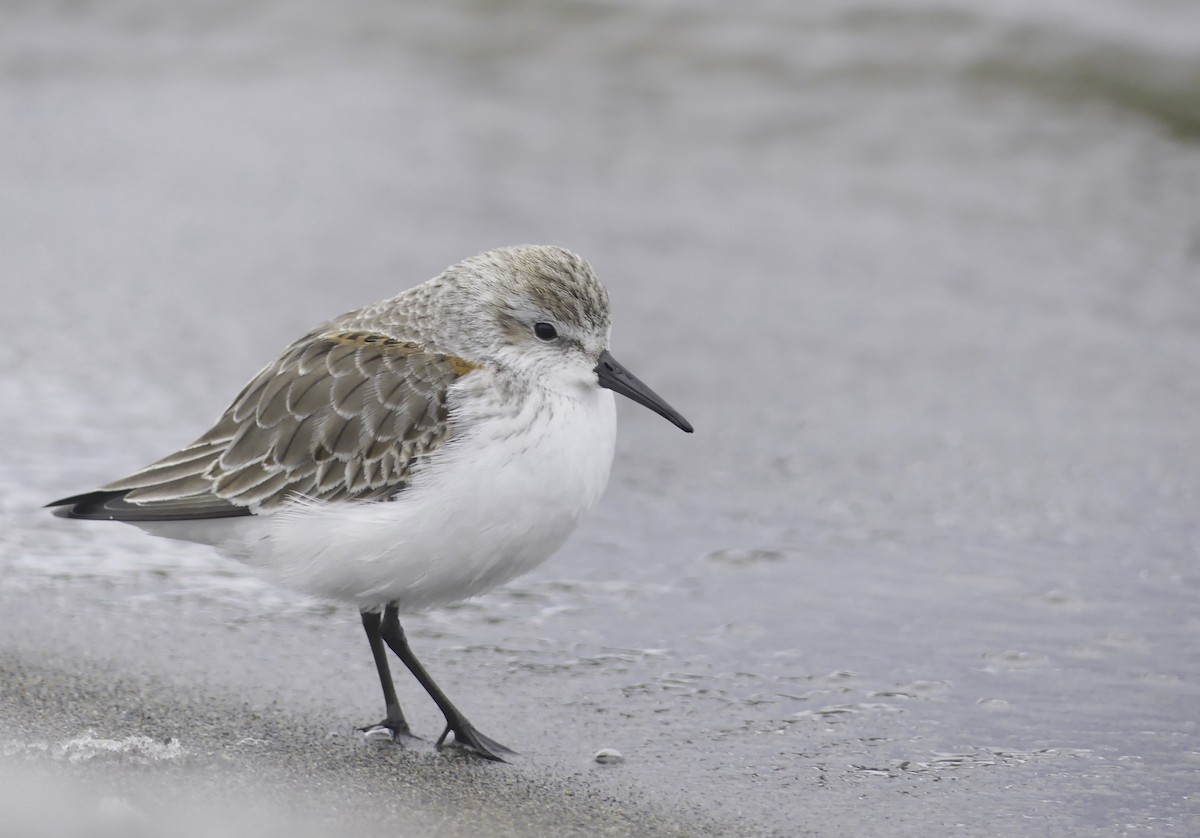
xmin=703 ymin=548 xmax=786 ymax=567
xmin=976 ymin=697 xmax=1010 ymax=710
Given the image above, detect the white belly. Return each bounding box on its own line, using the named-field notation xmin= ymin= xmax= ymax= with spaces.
xmin=189 ymin=384 xmax=618 ymax=610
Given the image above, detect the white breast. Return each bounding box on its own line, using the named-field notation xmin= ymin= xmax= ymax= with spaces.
xmin=217 ymin=377 xmax=617 ymax=610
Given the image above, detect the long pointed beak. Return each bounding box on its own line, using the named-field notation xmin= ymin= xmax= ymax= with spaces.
xmin=594 ymin=350 xmax=693 ymax=433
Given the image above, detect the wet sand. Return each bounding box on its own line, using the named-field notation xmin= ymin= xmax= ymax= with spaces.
xmin=0 ymin=584 xmax=740 ymax=838
xmin=3 ymin=1 xmax=1199 ymax=835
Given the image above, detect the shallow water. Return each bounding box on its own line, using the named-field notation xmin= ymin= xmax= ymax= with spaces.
xmin=2 ymin=0 xmax=1199 ymax=834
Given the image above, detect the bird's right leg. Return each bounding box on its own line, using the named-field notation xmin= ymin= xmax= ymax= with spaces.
xmin=380 ymin=604 xmax=514 ymax=762
xmin=359 ymin=608 xmax=413 ymax=739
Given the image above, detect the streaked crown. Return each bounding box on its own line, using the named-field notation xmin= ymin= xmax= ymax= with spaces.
xmin=361 ymin=245 xmax=612 ymax=378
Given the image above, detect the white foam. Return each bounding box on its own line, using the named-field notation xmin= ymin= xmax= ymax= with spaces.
xmin=56 ymin=731 xmax=185 ymax=764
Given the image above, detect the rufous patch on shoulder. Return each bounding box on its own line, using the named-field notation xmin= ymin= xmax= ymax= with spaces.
xmin=446 ymin=355 xmax=481 ymax=376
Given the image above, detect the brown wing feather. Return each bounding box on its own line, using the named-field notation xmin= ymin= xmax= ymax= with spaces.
xmin=56 ymin=331 xmax=479 ymax=519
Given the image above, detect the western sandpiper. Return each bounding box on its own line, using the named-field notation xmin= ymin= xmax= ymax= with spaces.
xmin=49 ymin=244 xmax=692 ymax=761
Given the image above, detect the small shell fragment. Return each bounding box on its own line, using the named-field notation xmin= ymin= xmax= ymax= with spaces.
xmin=362 ymin=726 xmax=395 ymax=743
xmin=593 ymin=748 xmax=624 ymax=764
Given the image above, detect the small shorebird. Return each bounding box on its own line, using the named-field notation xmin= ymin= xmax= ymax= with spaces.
xmin=48 ymin=245 xmax=692 ymax=761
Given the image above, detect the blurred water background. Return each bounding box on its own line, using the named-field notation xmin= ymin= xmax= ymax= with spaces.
xmin=2 ymin=0 xmax=1198 ymax=835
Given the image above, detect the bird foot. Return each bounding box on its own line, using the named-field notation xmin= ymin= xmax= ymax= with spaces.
xmin=436 ymin=721 xmax=516 ymax=762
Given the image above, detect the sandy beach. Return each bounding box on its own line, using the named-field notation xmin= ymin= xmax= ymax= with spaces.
xmin=3 ymin=0 xmax=1198 ymax=834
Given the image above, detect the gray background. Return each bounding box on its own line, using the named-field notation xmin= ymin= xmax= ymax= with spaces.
xmin=2 ymin=0 xmax=1198 ymax=835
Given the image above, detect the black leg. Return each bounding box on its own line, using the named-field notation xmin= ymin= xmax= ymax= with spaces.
xmin=379 ymin=603 xmax=515 ymax=762
xmin=360 ymin=609 xmax=412 ymax=738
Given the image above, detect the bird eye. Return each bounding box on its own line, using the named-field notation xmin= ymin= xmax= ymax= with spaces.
xmin=533 ymin=322 xmax=558 ymax=341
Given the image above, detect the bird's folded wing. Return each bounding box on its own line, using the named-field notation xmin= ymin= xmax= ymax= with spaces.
xmin=49 ymin=331 xmax=480 ymax=521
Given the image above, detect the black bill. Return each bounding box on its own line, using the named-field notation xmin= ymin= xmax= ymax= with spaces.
xmin=594 ymin=350 xmax=693 ymax=433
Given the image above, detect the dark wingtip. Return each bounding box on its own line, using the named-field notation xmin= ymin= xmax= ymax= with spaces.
xmin=45 ymin=490 xmax=253 ymax=521
xmin=46 ymin=490 xmax=129 ymax=520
